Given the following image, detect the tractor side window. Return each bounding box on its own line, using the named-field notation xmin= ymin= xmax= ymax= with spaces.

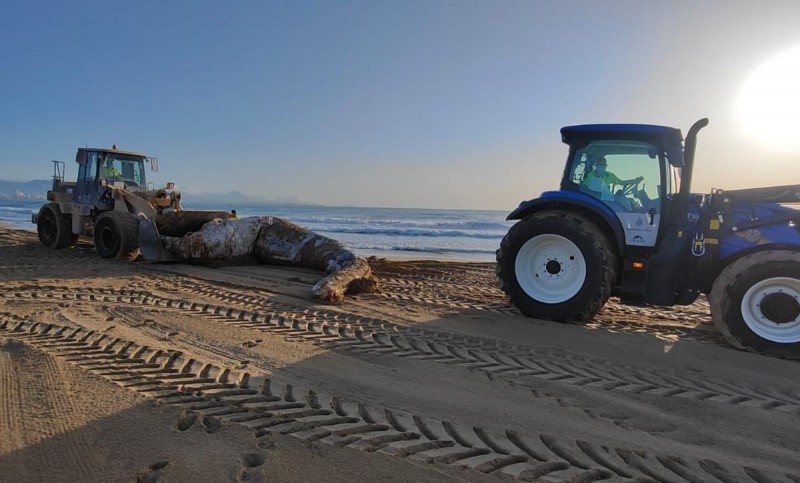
xmin=570 ymin=141 xmax=662 ymax=215
xmin=570 ymin=154 xmax=589 ymax=185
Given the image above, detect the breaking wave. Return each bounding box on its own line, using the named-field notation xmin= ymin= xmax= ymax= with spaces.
xmin=313 ymin=226 xmax=505 ymax=239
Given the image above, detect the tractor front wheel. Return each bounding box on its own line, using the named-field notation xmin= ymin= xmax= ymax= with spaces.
xmin=94 ymin=211 xmax=140 ymax=261
xmin=37 ymin=203 xmax=78 ymax=249
xmin=496 ymin=211 xmax=618 ymax=322
xmin=710 ymin=250 xmax=800 ymax=358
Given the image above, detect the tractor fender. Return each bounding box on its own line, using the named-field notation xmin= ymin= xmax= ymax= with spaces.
xmin=719 ymin=243 xmax=800 ymax=271
xmin=506 ymin=191 xmax=626 ymax=257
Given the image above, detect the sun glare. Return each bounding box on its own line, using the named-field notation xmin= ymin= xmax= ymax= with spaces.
xmin=739 ymin=46 xmax=800 ymax=149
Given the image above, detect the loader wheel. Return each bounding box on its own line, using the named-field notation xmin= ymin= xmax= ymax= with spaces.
xmin=37 ymin=203 xmax=78 ymax=249
xmin=496 ymin=211 xmax=618 ymax=322
xmin=94 ymin=211 xmax=140 ymax=261
xmin=710 ymin=250 xmax=800 ymax=358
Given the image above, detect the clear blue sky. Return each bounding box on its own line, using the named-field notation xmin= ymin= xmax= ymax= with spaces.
xmin=2 ymin=0 xmax=799 ymax=209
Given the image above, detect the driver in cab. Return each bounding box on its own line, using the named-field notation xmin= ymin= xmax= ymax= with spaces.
xmin=581 ymin=156 xmax=642 ymax=210
xmin=102 ymin=158 xmax=121 ymax=179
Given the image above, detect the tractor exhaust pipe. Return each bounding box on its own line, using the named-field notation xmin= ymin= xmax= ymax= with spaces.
xmin=679 ymin=118 xmax=709 ymax=197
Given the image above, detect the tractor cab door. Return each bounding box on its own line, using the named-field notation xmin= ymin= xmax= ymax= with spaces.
xmin=565 ymin=140 xmax=664 ymax=247
xmin=75 ymin=150 xmax=101 ymax=205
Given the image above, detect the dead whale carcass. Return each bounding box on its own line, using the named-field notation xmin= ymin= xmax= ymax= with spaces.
xmin=141 ymin=215 xmax=379 ymax=302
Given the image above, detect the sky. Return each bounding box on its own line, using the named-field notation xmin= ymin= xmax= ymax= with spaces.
xmin=1 ymin=0 xmax=800 ymax=210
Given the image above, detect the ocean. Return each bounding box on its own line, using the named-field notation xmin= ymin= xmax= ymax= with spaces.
xmin=1 ymin=199 xmax=513 ymax=262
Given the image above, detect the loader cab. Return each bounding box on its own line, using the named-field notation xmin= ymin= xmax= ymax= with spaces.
xmin=74 ymin=147 xmax=151 ymax=206
xmin=560 ymin=125 xmax=685 ymax=248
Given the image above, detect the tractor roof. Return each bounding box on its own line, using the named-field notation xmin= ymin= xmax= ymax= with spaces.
xmin=560 ymin=124 xmax=686 ymax=166
xmin=560 ymin=124 xmax=683 ymax=147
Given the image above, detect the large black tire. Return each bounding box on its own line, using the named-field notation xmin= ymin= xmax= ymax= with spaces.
xmin=497 ymin=211 xmax=618 ymax=322
xmin=37 ymin=203 xmax=78 ymax=249
xmin=93 ymin=211 xmax=140 ymax=261
xmin=710 ymin=250 xmax=800 ymax=358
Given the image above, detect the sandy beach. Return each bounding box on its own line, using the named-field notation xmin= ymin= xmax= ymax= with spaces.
xmin=1 ymin=223 xmax=799 ymax=482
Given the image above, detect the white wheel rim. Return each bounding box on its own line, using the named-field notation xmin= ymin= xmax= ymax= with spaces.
xmin=515 ymin=234 xmax=586 ymax=304
xmin=740 ymin=277 xmax=800 ymax=344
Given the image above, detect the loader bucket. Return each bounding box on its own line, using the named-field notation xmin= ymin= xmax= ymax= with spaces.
xmin=138 ymin=217 xmax=176 ymax=261
xmin=138 ymin=210 xmax=237 ymax=261
xmin=154 ymin=210 xmax=237 ymax=237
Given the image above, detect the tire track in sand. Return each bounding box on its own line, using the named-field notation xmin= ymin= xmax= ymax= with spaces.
xmin=2 ymin=285 xmax=799 ymax=415
xmin=0 ymin=338 xmax=26 ymax=473
xmin=2 ymin=317 xmax=797 ymax=483
xmin=0 ymin=331 xmax=99 ymax=480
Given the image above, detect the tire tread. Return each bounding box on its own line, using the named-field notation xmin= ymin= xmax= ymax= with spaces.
xmin=94 ymin=211 xmax=140 ymax=261
xmin=710 ymin=250 xmax=800 ymax=358
xmin=37 ymin=203 xmax=78 ymax=249
xmin=497 ymin=211 xmax=618 ymax=323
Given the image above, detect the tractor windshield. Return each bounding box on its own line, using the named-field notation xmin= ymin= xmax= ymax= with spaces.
xmin=568 ymin=140 xmax=662 ymax=215
xmin=98 ymin=153 xmax=147 ymax=188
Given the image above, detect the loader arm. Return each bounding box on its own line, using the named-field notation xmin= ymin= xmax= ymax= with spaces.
xmin=114 ymin=188 xmax=158 ymax=218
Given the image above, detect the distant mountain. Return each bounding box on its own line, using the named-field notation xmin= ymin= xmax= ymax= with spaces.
xmin=0 ymin=180 xmax=307 ymax=205
xmin=0 ymin=179 xmax=51 ymax=199
xmin=170 ymin=190 xmax=309 ymax=207
xmin=181 ymin=190 xmax=264 ymax=205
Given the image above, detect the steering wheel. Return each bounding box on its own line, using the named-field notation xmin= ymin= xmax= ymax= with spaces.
xmin=623 ymin=178 xmax=644 ymax=196
xmin=122 ymin=178 xmax=140 ymax=187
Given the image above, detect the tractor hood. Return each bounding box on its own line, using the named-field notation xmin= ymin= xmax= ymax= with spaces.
xmin=560 ymin=124 xmax=685 ymax=167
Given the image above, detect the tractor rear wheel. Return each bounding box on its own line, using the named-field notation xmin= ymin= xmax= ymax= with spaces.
xmin=496 ymin=211 xmax=618 ymax=322
xmin=94 ymin=211 xmax=140 ymax=261
xmin=710 ymin=250 xmax=800 ymax=358
xmin=37 ymin=203 xmax=78 ymax=249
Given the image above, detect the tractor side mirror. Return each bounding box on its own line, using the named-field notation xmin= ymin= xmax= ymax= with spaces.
xmin=149 ymin=157 xmax=159 ymax=172
xmin=76 ymin=150 xmax=88 ymax=165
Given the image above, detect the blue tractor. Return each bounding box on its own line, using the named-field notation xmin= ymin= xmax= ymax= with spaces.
xmin=497 ymin=119 xmax=800 ymax=357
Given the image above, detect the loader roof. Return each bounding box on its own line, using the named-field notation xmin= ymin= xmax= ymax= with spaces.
xmin=79 ymin=147 xmax=149 ymax=158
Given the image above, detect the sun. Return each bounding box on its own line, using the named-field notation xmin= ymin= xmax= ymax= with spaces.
xmin=739 ymin=46 xmax=800 ymax=148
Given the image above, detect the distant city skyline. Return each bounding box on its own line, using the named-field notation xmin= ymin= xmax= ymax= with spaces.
xmin=2 ymin=0 xmax=800 ymax=210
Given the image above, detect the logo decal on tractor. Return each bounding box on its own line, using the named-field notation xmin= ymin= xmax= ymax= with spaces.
xmin=739 ymin=228 xmax=762 ymax=243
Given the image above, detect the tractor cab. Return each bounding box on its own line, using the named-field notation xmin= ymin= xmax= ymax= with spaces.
xmin=559 ymin=124 xmax=686 ymax=249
